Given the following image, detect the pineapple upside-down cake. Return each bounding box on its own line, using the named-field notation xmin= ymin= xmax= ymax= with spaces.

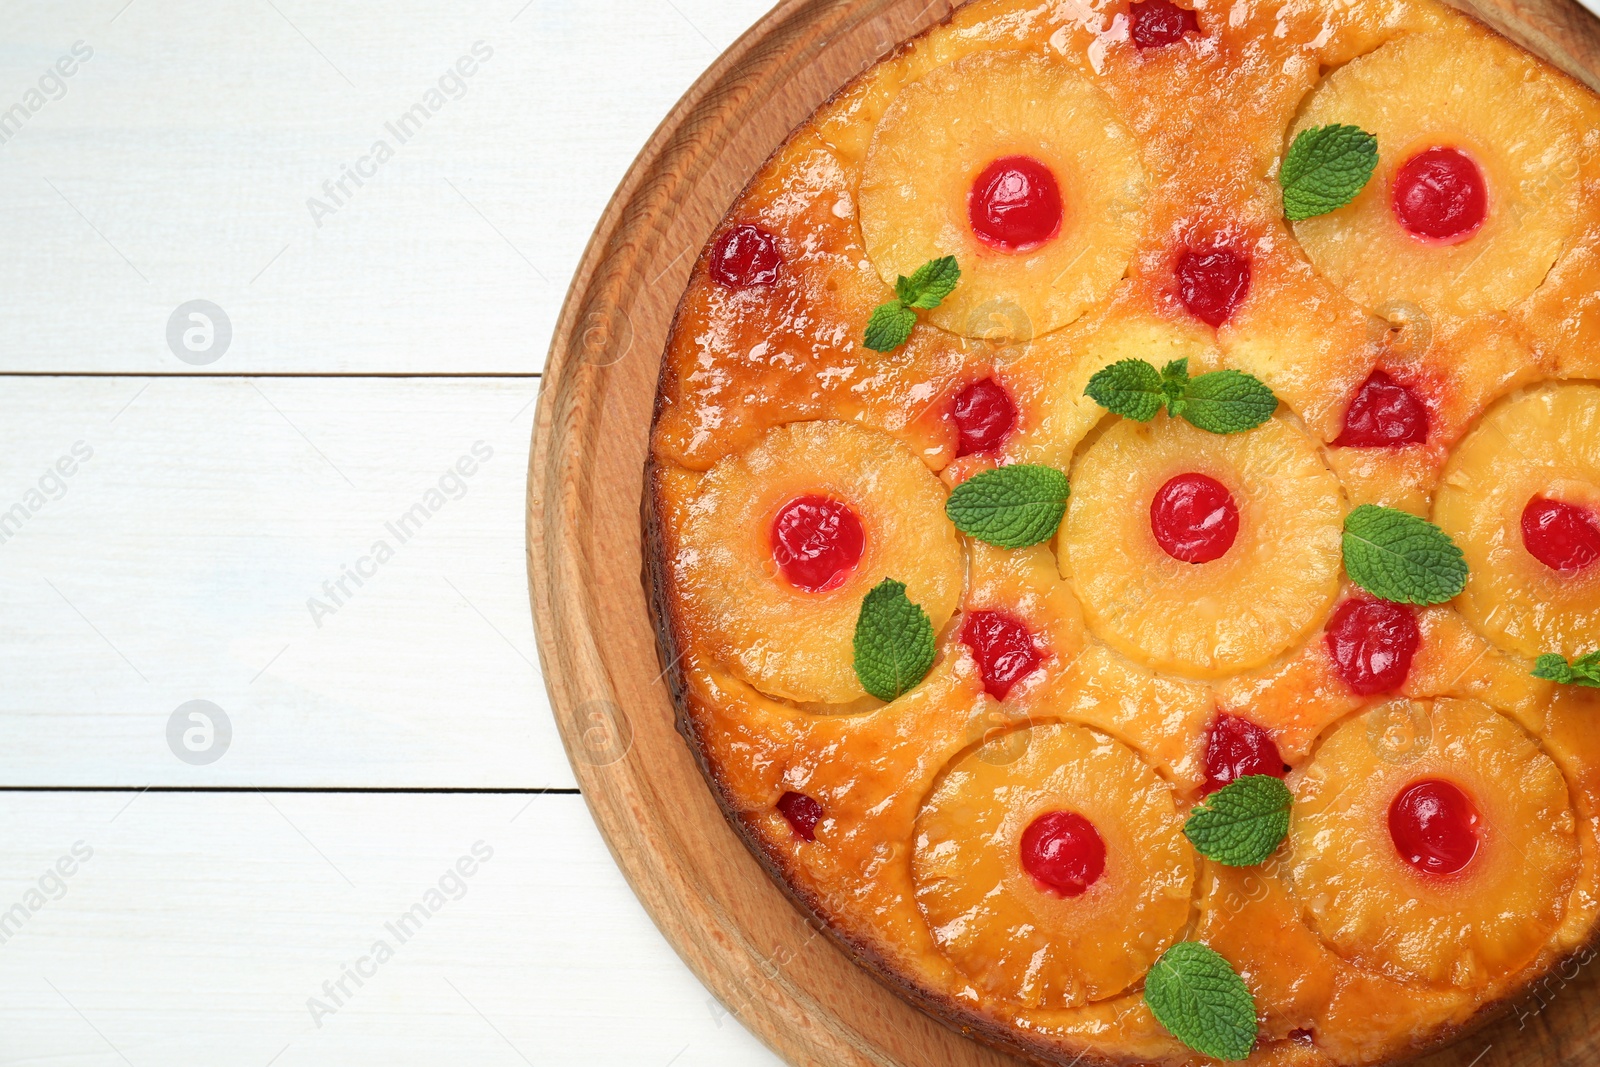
xmin=645 ymin=0 xmax=1600 ymax=1062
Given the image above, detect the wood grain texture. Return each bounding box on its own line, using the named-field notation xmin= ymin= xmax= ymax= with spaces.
xmin=527 ymin=1 xmax=1600 ymax=1065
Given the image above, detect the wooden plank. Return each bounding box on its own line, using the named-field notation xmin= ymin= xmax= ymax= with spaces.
xmin=0 ymin=0 xmax=772 ymax=374
xmin=0 ymin=791 xmax=782 ymax=1066
xmin=0 ymin=376 xmax=574 ymax=788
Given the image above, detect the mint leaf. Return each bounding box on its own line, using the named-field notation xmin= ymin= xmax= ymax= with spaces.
xmin=852 ymin=578 xmax=936 ymax=702
xmin=1159 ymin=358 xmax=1191 ymax=416
xmin=1185 ymin=775 xmax=1291 ymax=867
xmin=896 ymin=255 xmax=961 ymax=310
xmin=1280 ymin=124 xmax=1379 ymax=221
xmin=945 ymin=465 xmax=1070 ymax=549
xmin=863 ymin=302 xmax=917 ymax=352
xmin=1342 ymin=505 xmax=1468 ymax=605
xmin=1086 ymin=359 xmax=1166 ymax=421
xmin=1533 ymin=651 xmax=1600 ymax=688
xmin=1144 ymin=942 xmax=1257 ymax=1061
xmin=865 ymin=257 xmax=961 ymax=351
xmin=1087 ymin=358 xmax=1280 ymax=435
xmin=1180 ymin=370 xmax=1278 ymax=434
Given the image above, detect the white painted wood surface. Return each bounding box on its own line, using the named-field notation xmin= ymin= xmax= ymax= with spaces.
xmin=0 ymin=0 xmax=786 ymax=1063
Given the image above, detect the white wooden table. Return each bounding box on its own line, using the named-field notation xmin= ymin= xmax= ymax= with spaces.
xmin=0 ymin=2 xmax=784 ymax=1063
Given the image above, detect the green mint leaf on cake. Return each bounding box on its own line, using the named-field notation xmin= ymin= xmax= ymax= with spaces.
xmin=1180 ymin=370 xmax=1279 ymax=433
xmin=1184 ymin=775 xmax=1292 ymax=867
xmin=864 ymin=302 xmax=918 ymax=352
xmin=863 ymin=256 xmax=962 ymax=352
xmin=1143 ymin=942 xmax=1258 ymax=1061
xmin=896 ymin=255 xmax=961 ymax=309
xmin=1087 ymin=358 xmax=1278 ymax=434
xmin=1279 ymin=124 xmax=1379 ymax=221
xmin=852 ymin=578 xmax=936 ymax=702
xmin=1341 ymin=504 xmax=1468 ymax=605
xmin=1533 ymin=651 xmax=1600 ymax=688
xmin=1086 ymin=359 xmax=1167 ymax=421
xmin=945 ymin=465 xmax=1070 ymax=549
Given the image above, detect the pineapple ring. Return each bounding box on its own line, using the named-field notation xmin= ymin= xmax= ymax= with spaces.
xmin=1434 ymin=382 xmax=1600 ymax=659
xmin=1060 ymin=413 xmax=1345 ymax=679
xmin=1287 ymin=28 xmax=1588 ymax=317
xmin=858 ymin=50 xmax=1146 ymax=343
xmin=912 ymin=722 xmax=1194 ymax=1009
xmin=1288 ymin=697 xmax=1580 ymax=987
xmin=672 ymin=420 xmax=963 ymax=706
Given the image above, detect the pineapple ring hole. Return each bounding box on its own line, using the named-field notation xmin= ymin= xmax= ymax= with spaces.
xmin=1388 ymin=778 xmax=1481 ymax=876
xmin=1521 ymin=493 xmax=1600 ymax=573
xmin=1392 ymin=146 xmax=1489 ymax=244
xmin=1020 ymin=810 xmax=1106 ymax=898
xmin=1150 ymin=473 xmax=1239 ymax=563
xmin=968 ymin=156 xmax=1064 ymax=254
xmin=769 ymin=495 xmax=866 ymax=592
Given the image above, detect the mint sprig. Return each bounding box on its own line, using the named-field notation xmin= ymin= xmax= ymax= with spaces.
xmin=1144 ymin=942 xmax=1257 ymax=1061
xmin=862 ymin=256 xmax=961 ymax=352
xmin=852 ymin=578 xmax=936 ymax=701
xmin=1085 ymin=358 xmax=1276 ymax=434
xmin=1184 ymin=775 xmax=1291 ymax=867
xmin=1341 ymin=505 xmax=1468 ymax=605
xmin=1533 ymin=651 xmax=1600 ymax=688
xmin=1280 ymin=124 xmax=1378 ymax=221
xmin=945 ymin=465 xmax=1069 ymax=549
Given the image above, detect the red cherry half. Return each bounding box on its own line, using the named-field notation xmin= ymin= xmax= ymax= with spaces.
xmin=1129 ymin=0 xmax=1200 ymax=48
xmin=1175 ymin=247 xmax=1252 ymax=327
xmin=1020 ymin=810 xmax=1106 ymax=897
xmin=1389 ymin=779 xmax=1480 ymax=876
xmin=968 ymin=156 xmax=1063 ymax=254
xmin=709 ymin=223 xmax=784 ymax=288
xmin=1393 ymin=148 xmax=1488 ymax=243
xmin=1203 ymin=714 xmax=1287 ymax=795
xmin=1333 ymin=370 xmax=1430 ymax=448
xmin=1522 ymin=496 xmax=1600 ymax=573
xmin=1324 ymin=597 xmax=1421 ymax=695
xmin=1151 ymin=473 xmax=1239 ymax=564
xmin=960 ymin=610 xmax=1043 ymax=700
xmin=770 ymin=496 xmax=865 ymax=592
xmin=952 ymin=378 xmax=1018 ymax=456
xmin=776 ymin=791 xmax=824 ymax=841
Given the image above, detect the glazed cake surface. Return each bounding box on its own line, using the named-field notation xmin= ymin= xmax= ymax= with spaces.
xmin=645 ymin=0 xmax=1600 ymax=1063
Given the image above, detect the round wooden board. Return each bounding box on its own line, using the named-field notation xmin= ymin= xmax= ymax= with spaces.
xmin=526 ymin=1 xmax=1600 ymax=1064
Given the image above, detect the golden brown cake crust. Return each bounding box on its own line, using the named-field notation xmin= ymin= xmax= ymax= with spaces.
xmin=645 ymin=0 xmax=1600 ymax=1063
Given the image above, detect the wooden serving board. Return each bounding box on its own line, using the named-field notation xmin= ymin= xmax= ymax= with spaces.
xmin=526 ymin=2 xmax=1600 ymax=1064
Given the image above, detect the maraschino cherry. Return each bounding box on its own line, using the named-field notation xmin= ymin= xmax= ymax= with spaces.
xmin=777 ymin=791 xmax=824 ymax=841
xmin=1333 ymin=370 xmax=1430 ymax=447
xmin=1324 ymin=597 xmax=1421 ymax=695
xmin=1175 ymin=247 xmax=1251 ymax=327
xmin=770 ymin=496 xmax=865 ymax=592
xmin=1202 ymin=714 xmax=1287 ymax=795
xmin=1522 ymin=496 xmax=1600 ymax=573
xmin=1020 ymin=810 xmax=1106 ymax=897
xmin=1129 ymin=0 xmax=1199 ymax=48
xmin=1151 ymin=473 xmax=1239 ymax=563
xmin=960 ymin=610 xmax=1043 ymax=699
xmin=1393 ymin=148 xmax=1488 ymax=243
xmin=952 ymin=378 xmax=1018 ymax=456
xmin=710 ymin=223 xmax=784 ymax=287
xmin=1389 ymin=779 xmax=1480 ymax=875
xmin=969 ymin=156 xmax=1063 ymax=253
